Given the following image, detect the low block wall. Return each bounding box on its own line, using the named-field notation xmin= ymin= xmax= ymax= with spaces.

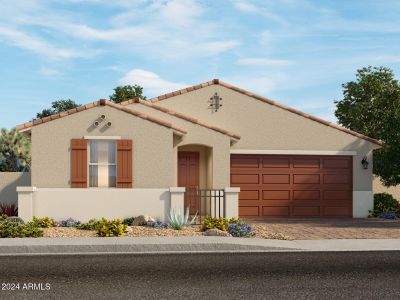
xmin=0 ymin=172 xmax=30 ymax=205
xmin=17 ymin=188 xmax=179 ymax=222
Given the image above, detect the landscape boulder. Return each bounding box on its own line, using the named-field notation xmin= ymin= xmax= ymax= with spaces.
xmin=203 ymin=229 xmax=231 ymax=237
xmin=132 ymin=215 xmax=155 ymax=226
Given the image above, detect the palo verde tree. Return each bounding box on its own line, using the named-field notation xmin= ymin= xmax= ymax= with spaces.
xmin=335 ymin=66 xmax=400 ymax=186
xmin=109 ymin=85 xmax=147 ymax=103
xmin=0 ymin=128 xmax=31 ymax=172
xmin=36 ymin=99 xmax=81 ymax=119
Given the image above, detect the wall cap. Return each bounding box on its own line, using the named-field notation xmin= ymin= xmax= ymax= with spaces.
xmin=224 ymin=187 xmax=240 ymax=193
xmin=17 ymin=186 xmax=37 ymax=192
xmin=169 ymin=187 xmax=186 ymax=193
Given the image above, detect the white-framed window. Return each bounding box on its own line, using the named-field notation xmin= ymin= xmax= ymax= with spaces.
xmin=88 ymin=140 xmax=116 ymax=188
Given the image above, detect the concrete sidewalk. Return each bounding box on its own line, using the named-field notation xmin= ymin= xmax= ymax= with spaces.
xmin=0 ymin=237 xmax=400 ymax=255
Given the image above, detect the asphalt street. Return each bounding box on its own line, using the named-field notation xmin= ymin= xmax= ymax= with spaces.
xmin=1 ymin=251 xmax=400 ymax=299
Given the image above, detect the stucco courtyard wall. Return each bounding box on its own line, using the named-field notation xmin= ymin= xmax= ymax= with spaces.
xmin=18 ymin=188 xmax=174 ymax=222
xmin=0 ymin=172 xmax=30 ymax=205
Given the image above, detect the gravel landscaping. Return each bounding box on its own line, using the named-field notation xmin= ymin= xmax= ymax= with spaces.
xmin=43 ymin=224 xmax=291 ymax=239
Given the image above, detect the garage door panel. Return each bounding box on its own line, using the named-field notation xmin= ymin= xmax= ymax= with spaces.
xmin=231 ymin=174 xmax=259 ymax=184
xmin=239 ymin=206 xmax=259 ymax=217
xmin=231 ymin=157 xmax=260 ymax=169
xmin=239 ymin=190 xmax=259 ymax=200
xmin=262 ymin=206 xmax=290 ymax=217
xmin=323 ymin=174 xmax=350 ymax=184
xmin=323 ymin=158 xmax=351 ymax=169
xmin=262 ymin=158 xmax=290 ymax=168
xmin=263 ymin=174 xmax=290 ymax=184
xmin=293 ymin=174 xmax=320 ymax=184
xmin=323 ymin=190 xmax=351 ymax=200
xmin=232 ymin=154 xmax=352 ymax=218
xmin=292 ymin=158 xmax=320 ymax=168
xmin=263 ymin=190 xmax=290 ymax=200
xmin=293 ymin=190 xmax=320 ymax=200
xmin=292 ymin=206 xmax=320 ymax=217
xmin=323 ymin=206 xmax=351 ymax=217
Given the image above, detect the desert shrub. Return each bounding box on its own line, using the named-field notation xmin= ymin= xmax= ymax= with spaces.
xmin=370 ymin=193 xmax=399 ymax=217
xmin=58 ymin=218 xmax=81 ymax=227
xmin=76 ymin=219 xmax=101 ymax=230
xmin=202 ymin=217 xmax=229 ymax=231
xmin=0 ymin=221 xmax=43 ymax=238
xmin=0 ymin=214 xmax=8 ymax=222
xmin=0 ymin=203 xmax=18 ymax=216
xmin=122 ymin=217 xmax=135 ymax=226
xmin=3 ymin=216 xmax=25 ymax=224
xmin=379 ymin=211 xmax=397 ymax=220
xmin=31 ymin=216 xmax=57 ymax=228
xmin=227 ymin=220 xmax=254 ymax=237
xmin=168 ymin=208 xmax=197 ymax=230
xmin=146 ymin=220 xmax=168 ymax=229
xmin=95 ymin=218 xmax=127 ymax=237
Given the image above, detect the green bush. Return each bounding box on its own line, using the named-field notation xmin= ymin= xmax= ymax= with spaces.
xmin=370 ymin=193 xmax=399 ymax=217
xmin=76 ymin=219 xmax=101 ymax=230
xmin=202 ymin=217 xmax=239 ymax=232
xmin=31 ymin=216 xmax=57 ymax=228
xmin=0 ymin=214 xmax=8 ymax=222
xmin=122 ymin=217 xmax=135 ymax=226
xmin=3 ymin=216 xmax=25 ymax=224
xmin=95 ymin=218 xmax=128 ymax=237
xmin=0 ymin=221 xmax=43 ymax=238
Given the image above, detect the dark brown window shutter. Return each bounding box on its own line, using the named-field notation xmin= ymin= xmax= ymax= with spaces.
xmin=117 ymin=139 xmax=133 ymax=188
xmin=71 ymin=139 xmax=87 ymax=188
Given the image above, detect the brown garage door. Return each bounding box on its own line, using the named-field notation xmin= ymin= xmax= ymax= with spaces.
xmin=231 ymin=154 xmax=353 ymax=218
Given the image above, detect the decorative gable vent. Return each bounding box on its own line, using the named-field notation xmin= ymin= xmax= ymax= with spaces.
xmin=209 ymin=92 xmax=222 ymax=112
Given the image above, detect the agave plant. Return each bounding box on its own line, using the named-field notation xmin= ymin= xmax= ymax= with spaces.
xmin=168 ymin=208 xmax=197 ymax=230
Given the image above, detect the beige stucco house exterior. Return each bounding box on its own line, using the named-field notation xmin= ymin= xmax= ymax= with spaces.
xmin=10 ymin=79 xmax=382 ymax=222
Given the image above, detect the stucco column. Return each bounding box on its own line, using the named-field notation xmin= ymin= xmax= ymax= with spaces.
xmin=17 ymin=186 xmax=36 ymax=221
xmin=224 ymin=187 xmax=240 ymax=219
xmin=169 ymin=187 xmax=185 ymax=213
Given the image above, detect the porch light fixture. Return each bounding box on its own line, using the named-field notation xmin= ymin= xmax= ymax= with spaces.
xmin=209 ymin=92 xmax=222 ymax=112
xmin=361 ymin=156 xmax=369 ymax=170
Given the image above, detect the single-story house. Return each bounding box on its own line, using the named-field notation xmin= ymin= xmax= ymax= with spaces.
xmin=9 ymin=79 xmax=382 ymax=222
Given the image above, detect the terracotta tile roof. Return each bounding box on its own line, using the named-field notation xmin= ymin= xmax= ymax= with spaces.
xmin=148 ymin=79 xmax=383 ymax=146
xmin=119 ymin=98 xmax=241 ymax=140
xmin=16 ymin=99 xmax=188 ymax=134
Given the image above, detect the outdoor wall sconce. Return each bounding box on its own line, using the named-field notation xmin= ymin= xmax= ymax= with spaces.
xmin=209 ymin=92 xmax=222 ymax=112
xmin=361 ymin=156 xmax=369 ymax=170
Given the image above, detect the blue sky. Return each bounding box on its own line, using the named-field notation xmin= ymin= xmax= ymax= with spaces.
xmin=1 ymin=0 xmax=400 ymax=129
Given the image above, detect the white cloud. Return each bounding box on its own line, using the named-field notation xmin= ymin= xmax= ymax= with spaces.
xmin=233 ymin=0 xmax=258 ymax=13
xmin=237 ymin=58 xmax=293 ymax=66
xmin=119 ymin=69 xmax=187 ymax=96
xmin=38 ymin=67 xmax=61 ymax=76
xmin=0 ymin=27 xmax=82 ymax=59
xmin=158 ymin=0 xmax=204 ymax=27
xmin=224 ymin=74 xmax=287 ymax=95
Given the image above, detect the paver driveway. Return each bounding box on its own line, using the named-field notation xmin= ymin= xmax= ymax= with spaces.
xmin=250 ymin=218 xmax=400 ymax=240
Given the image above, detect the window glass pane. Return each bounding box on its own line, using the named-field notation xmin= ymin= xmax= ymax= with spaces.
xmin=108 ymin=141 xmax=116 ymax=164
xmin=89 ymin=165 xmax=98 ymax=187
xmin=89 ymin=140 xmax=116 ymax=187
xmin=90 ymin=141 xmax=98 ymax=163
xmin=109 ymin=165 xmax=116 ymax=187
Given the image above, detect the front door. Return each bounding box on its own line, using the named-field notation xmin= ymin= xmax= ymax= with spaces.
xmin=178 ymin=152 xmax=200 ymax=214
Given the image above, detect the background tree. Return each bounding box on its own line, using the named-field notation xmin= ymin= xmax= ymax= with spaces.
xmin=0 ymin=128 xmax=31 ymax=172
xmin=335 ymin=66 xmax=400 ymax=186
xmin=36 ymin=99 xmax=80 ymax=118
xmin=109 ymin=85 xmax=147 ymax=103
